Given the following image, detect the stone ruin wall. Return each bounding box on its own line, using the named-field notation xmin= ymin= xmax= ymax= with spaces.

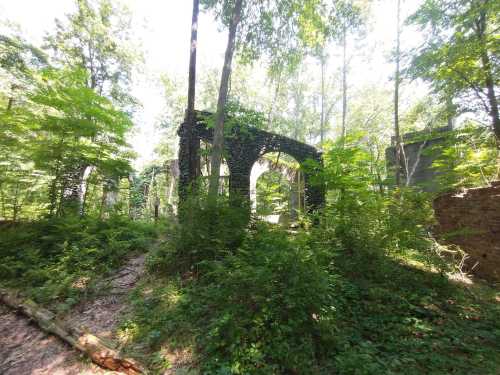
xmin=434 ymin=182 xmax=500 ymax=281
xmin=385 ymin=127 xmax=452 ymax=192
xmin=178 ymin=112 xmax=325 ymax=212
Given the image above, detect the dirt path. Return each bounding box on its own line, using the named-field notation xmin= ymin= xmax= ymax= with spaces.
xmin=63 ymin=254 xmax=146 ymax=340
xmin=0 ymin=255 xmax=146 ymax=375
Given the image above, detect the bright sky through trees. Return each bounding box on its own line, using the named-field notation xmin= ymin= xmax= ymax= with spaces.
xmin=0 ymin=0 xmax=425 ymax=166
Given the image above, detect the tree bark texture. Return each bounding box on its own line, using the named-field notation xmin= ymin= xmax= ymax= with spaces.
xmin=179 ymin=0 xmax=201 ymax=204
xmin=394 ymin=0 xmax=402 ymax=186
xmin=208 ymin=0 xmax=243 ymax=199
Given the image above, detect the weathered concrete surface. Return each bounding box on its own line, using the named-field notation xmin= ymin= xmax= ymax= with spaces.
xmin=434 ymin=182 xmax=500 ymax=281
xmin=386 ymin=127 xmax=452 ymax=191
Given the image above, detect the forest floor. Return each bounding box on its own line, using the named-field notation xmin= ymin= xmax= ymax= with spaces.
xmin=0 ymin=255 xmax=146 ymax=375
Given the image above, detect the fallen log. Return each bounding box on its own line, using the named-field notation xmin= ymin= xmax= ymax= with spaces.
xmin=0 ymin=288 xmax=144 ymax=375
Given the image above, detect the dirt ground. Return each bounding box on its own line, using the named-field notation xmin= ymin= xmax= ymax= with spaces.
xmin=0 ymin=255 xmax=146 ymax=375
xmin=0 ymin=304 xmax=118 ymax=375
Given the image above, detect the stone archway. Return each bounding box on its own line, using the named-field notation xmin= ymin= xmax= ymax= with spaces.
xmin=178 ymin=111 xmax=325 ymax=211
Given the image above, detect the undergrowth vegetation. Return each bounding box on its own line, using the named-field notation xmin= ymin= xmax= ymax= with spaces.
xmin=117 ymin=136 xmax=500 ymax=374
xmin=119 ymin=192 xmax=500 ymax=374
xmin=0 ymin=216 xmax=159 ymax=310
xmin=136 ymin=223 xmax=338 ymax=374
xmin=1 ymin=133 xmax=497 ymax=374
xmin=329 ymin=251 xmax=500 ymax=375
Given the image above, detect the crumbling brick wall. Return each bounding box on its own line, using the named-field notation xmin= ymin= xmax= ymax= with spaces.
xmin=434 ymin=182 xmax=500 ymax=281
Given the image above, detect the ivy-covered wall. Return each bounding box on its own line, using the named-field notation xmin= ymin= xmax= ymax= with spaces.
xmin=178 ymin=112 xmax=325 ymax=211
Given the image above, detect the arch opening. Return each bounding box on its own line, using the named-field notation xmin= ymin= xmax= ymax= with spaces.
xmin=250 ymin=153 xmax=305 ymax=225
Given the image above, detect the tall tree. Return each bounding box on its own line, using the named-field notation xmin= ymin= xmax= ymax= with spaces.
xmin=0 ymin=33 xmax=49 ymax=220
xmin=394 ymin=0 xmax=402 ymax=186
xmin=317 ymin=0 xmax=364 ymax=145
xmin=179 ymin=0 xmax=201 ymax=202
xmin=45 ymin=0 xmax=139 ymax=213
xmin=28 ymin=68 xmax=133 ymax=216
xmin=207 ymin=0 xmax=243 ymax=199
xmin=45 ymin=0 xmax=138 ymax=108
xmin=203 ymin=0 xmax=339 ymax=199
xmin=409 ymin=0 xmax=499 ymax=145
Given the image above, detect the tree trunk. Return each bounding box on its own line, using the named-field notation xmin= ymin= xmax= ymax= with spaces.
xmin=208 ymin=0 xmax=243 ymax=199
xmin=6 ymin=97 xmax=13 ymax=111
xmin=187 ymin=0 xmax=200 ymax=180
xmin=99 ymin=184 xmax=108 ymax=220
xmin=342 ymin=25 xmax=348 ymax=145
xmin=446 ymin=96 xmax=455 ymax=129
xmin=167 ymin=175 xmax=175 ymax=206
xmin=394 ymin=0 xmax=402 ymax=186
xmin=154 ymin=198 xmax=160 ymax=221
xmin=127 ymin=174 xmax=134 ymax=219
xmin=6 ymin=84 xmax=15 ymax=111
xmin=48 ymin=176 xmax=59 ymax=217
xmin=0 ymin=288 xmax=144 ymax=374
xmin=484 ymin=61 xmax=500 ymax=143
xmin=81 ymin=166 xmax=94 ymax=217
xmin=12 ymin=182 xmax=20 ymax=222
xmin=320 ymin=52 xmax=326 ymax=145
xmin=179 ymin=0 xmax=201 ymax=206
xmin=60 ymin=165 xmax=87 ymax=216
xmin=0 ymin=187 xmax=6 ymax=219
xmin=148 ymin=168 xmax=156 ymax=219
xmin=100 ymin=176 xmax=119 ymax=219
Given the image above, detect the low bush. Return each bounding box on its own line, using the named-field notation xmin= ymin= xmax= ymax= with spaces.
xmin=129 ymin=223 xmax=338 ymax=374
xmin=147 ymin=195 xmax=249 ymax=275
xmin=184 ymin=225 xmax=337 ymax=374
xmin=319 ymin=135 xmax=445 ymax=270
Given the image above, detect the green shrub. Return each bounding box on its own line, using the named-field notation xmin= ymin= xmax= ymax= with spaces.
xmin=148 ymin=195 xmax=249 ymax=275
xmin=319 ymin=136 xmax=445 ymax=271
xmin=139 ymin=224 xmax=337 ymax=374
